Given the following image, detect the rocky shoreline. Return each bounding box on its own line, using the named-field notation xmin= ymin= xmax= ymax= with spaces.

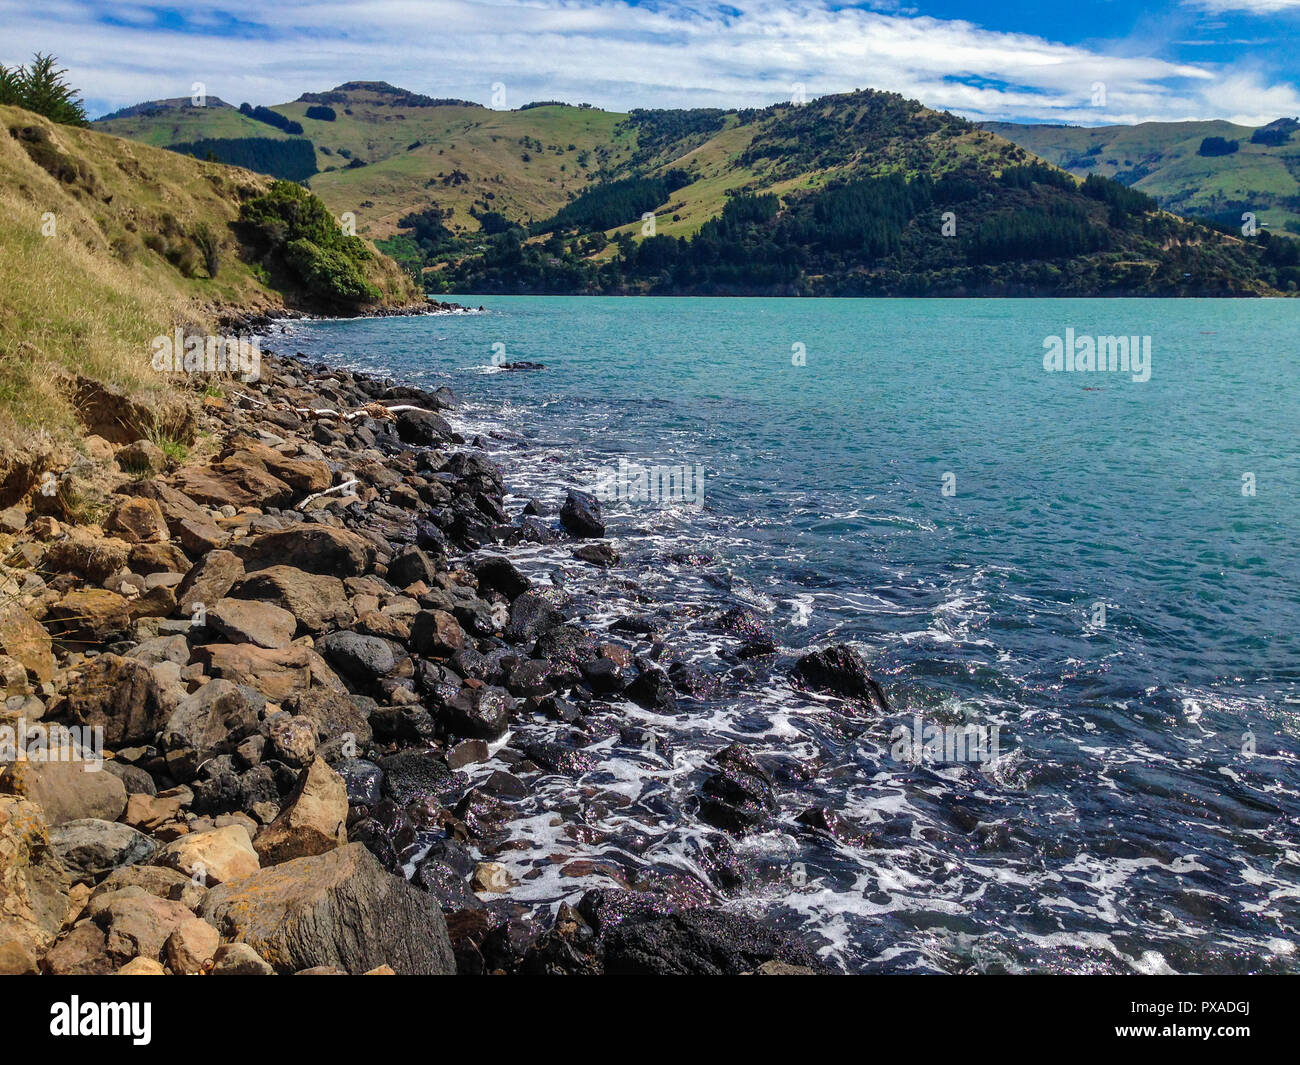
xmin=0 ymin=343 xmax=884 ymax=975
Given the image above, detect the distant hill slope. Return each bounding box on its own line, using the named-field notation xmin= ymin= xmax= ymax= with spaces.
xmin=0 ymin=103 xmax=416 ymax=476
xmin=94 ymin=84 xmax=1295 ymax=297
xmin=983 ymin=118 xmax=1300 ymax=236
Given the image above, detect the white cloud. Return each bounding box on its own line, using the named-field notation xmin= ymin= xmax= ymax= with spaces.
xmin=1186 ymin=0 xmax=1300 ymax=13
xmin=0 ymin=0 xmax=1296 ymax=125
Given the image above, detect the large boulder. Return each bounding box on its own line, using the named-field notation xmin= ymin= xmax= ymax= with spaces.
xmin=792 ymin=644 xmax=890 ymax=711
xmin=200 ymin=843 xmax=456 ymax=974
xmin=408 ymin=609 xmax=465 ymax=657
xmin=153 ymin=825 xmax=260 ymax=886
xmin=560 ymin=489 xmax=605 ymax=538
xmin=42 ymin=527 xmax=130 ymax=583
xmin=315 ymin=631 xmax=395 ymax=685
xmin=240 ymin=525 xmax=375 ymax=577
xmin=103 ymin=497 xmax=168 ymax=544
xmin=0 ymin=761 xmax=126 ymax=827
xmin=169 ymin=461 xmax=294 ymax=510
xmin=62 ymin=653 xmax=168 ymax=748
xmin=0 ymin=797 xmax=71 ymax=968
xmin=395 ymin=409 xmax=453 ymax=446
xmin=207 ymin=597 xmax=297 ymax=650
xmin=0 ymin=603 xmax=55 ymax=684
xmin=46 ymin=589 xmax=131 ymax=644
xmin=253 ymin=759 xmax=347 ymax=866
xmin=230 ymin=566 xmax=352 ymax=634
xmin=193 ymin=644 xmax=345 ymax=702
xmin=161 ymin=680 xmax=266 ymax=772
xmin=49 ymin=819 xmax=157 ymax=882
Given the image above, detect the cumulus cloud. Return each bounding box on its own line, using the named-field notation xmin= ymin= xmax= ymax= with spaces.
xmin=0 ymin=0 xmax=1296 ymax=125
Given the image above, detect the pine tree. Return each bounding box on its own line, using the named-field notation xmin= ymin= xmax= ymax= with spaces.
xmin=1 ymin=54 xmax=88 ymax=126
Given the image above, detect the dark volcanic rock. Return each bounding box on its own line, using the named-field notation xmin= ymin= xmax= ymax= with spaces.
xmin=559 ymin=490 xmax=604 ymax=539
xmin=315 ymin=631 xmax=396 ymax=684
xmin=624 ymin=667 xmax=677 ymax=713
xmin=792 ymin=644 xmax=890 ymax=711
xmin=472 ymin=555 xmax=531 ymax=600
xmin=697 ymin=743 xmax=776 ymax=836
xmin=336 ymin=758 xmax=384 ymax=807
xmin=396 ymin=409 xmax=453 ymax=446
xmin=523 ymin=741 xmax=597 ymax=776
xmin=439 ymin=685 xmax=515 ymax=741
xmin=504 ymin=592 xmax=563 ymax=645
xmin=600 ymin=905 xmax=821 ymax=975
xmin=377 ymin=749 xmax=465 ymax=807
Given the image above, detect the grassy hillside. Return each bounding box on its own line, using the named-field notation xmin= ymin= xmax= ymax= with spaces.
xmin=984 ymin=119 xmax=1300 ymax=235
xmin=0 ymin=103 xmax=416 ymax=488
xmin=94 ymin=84 xmax=1293 ymax=297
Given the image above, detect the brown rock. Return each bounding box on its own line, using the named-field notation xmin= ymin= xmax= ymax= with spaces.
xmin=129 ymin=541 xmax=191 ymax=574
xmin=265 ymin=714 xmax=317 ymax=768
xmin=230 ymin=566 xmax=353 ymax=634
xmin=0 ymin=761 xmax=127 ymax=827
xmin=153 ymin=825 xmax=260 ymax=886
xmin=173 ymin=516 xmax=230 ymax=554
xmin=46 ymin=589 xmax=132 ymax=645
xmin=169 ymin=461 xmax=294 ymax=510
xmin=208 ymin=597 xmax=296 ymax=649
xmin=43 ymin=527 xmax=131 ymax=583
xmin=116 ymin=955 xmax=166 ymax=974
xmin=409 ymin=609 xmax=465 ymax=657
xmin=200 ymin=843 xmax=455 ymax=975
xmin=253 ymin=759 xmax=347 ymax=866
xmin=41 ymin=920 xmax=112 ymax=975
xmin=104 ymin=497 xmax=168 ymax=544
xmin=63 ymin=653 xmax=166 ymax=747
xmin=194 ymin=643 xmax=345 ymax=701
xmin=210 ymin=941 xmax=274 ymax=974
xmin=240 ymin=525 xmax=375 ymax=578
xmin=175 ymin=549 xmax=245 ymax=616
xmin=164 ymin=916 xmax=220 ymax=973
xmin=116 ymin=439 xmax=167 ymax=476
xmin=0 ymin=603 xmax=55 ymax=684
xmin=95 ymin=889 xmax=195 ymax=964
xmin=0 ymin=796 xmax=71 ymax=963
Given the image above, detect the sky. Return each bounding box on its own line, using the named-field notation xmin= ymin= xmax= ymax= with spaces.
xmin=2 ymin=0 xmax=1298 ymax=126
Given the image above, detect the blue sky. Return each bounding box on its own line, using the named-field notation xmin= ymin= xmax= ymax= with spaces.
xmin=3 ymin=0 xmax=1298 ymax=125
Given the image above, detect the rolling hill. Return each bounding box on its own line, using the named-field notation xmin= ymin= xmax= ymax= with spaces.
xmin=984 ymin=118 xmax=1300 ymax=236
xmin=93 ymin=83 xmax=1297 ymax=297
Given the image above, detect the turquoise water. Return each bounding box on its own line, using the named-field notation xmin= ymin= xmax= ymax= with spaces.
xmin=283 ymin=297 xmax=1300 ymax=973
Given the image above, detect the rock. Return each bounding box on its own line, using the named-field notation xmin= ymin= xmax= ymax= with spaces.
xmin=129 ymin=541 xmax=191 ymax=575
xmin=94 ymin=890 xmax=195 ymax=965
xmin=153 ymin=825 xmax=260 ymax=886
xmin=253 ymin=759 xmax=348 ymax=866
xmin=412 ymin=857 xmax=477 ymax=911
xmin=0 ymin=940 xmax=38 ymax=974
xmin=49 ymin=819 xmax=157 ymax=882
xmin=169 ymin=461 xmax=293 ymax=510
xmin=89 ymin=865 xmax=204 ymax=910
xmin=0 ymin=796 xmax=71 ymax=961
xmin=698 ymin=743 xmax=776 ymax=836
xmin=42 ymin=921 xmax=113 ymax=975
xmin=0 ymin=761 xmax=126 ymax=827
xmin=282 ymin=688 xmax=372 ymax=763
xmin=316 ymin=631 xmax=395 ymax=684
xmin=792 ymin=644 xmax=891 ymax=711
xmin=231 ymin=566 xmax=351 ymax=634
xmin=164 ymin=916 xmax=220 ymax=974
xmin=0 ymin=603 xmax=55 ymax=684
xmin=523 ymin=741 xmax=598 ymax=776
xmin=376 ymin=749 xmax=463 ymax=806
xmin=175 ymin=549 xmax=245 ymax=615
xmin=335 ymin=759 xmax=383 ymax=807
xmin=471 ymin=861 xmax=515 ymax=894
xmin=46 ymin=589 xmax=131 ymax=644
xmin=104 ymin=497 xmax=168 ymax=544
xmin=472 ymin=555 xmax=531 ymax=600
xmin=200 ymin=843 xmax=455 ymax=974
xmin=265 ymin=714 xmax=317 ymax=768
xmin=440 ymin=685 xmax=515 ymax=740
xmin=161 ymin=680 xmax=266 ymax=772
xmin=0 ymin=506 xmax=26 ymax=534
xmin=573 ymin=542 xmax=619 ymax=566
xmin=600 ymin=906 xmax=821 ymax=975
xmin=560 ymin=489 xmax=605 ymax=538
xmin=504 ymin=592 xmax=563 ymax=644
xmin=240 ymin=526 xmax=374 ymax=578
xmin=446 ymin=738 xmax=489 ymax=769
xmin=117 ymin=956 xmax=166 ymax=975
xmin=116 ymin=439 xmax=167 ymax=475
xmin=208 ymin=597 xmax=297 ymax=650
xmin=43 ymin=527 xmax=130 ymax=583
xmin=395 ymin=408 xmax=453 ymax=446
xmin=408 ymin=609 xmax=465 ymax=657
xmin=193 ymin=643 xmax=344 ymax=701
xmin=210 ymin=941 xmax=274 ymax=975
xmin=624 ymin=667 xmax=678 ymax=713
xmin=386 ymin=546 xmax=439 ymax=588
xmin=122 ymin=791 xmax=186 ymax=833
xmin=62 ymin=654 xmax=167 ymax=748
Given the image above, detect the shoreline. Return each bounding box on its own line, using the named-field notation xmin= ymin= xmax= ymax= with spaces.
xmin=0 ymin=340 xmax=873 ymax=975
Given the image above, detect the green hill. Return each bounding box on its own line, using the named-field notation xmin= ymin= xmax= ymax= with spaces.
xmin=94 ymin=84 xmax=1295 ymax=298
xmin=0 ymin=103 xmax=418 ymax=484
xmin=983 ymin=118 xmax=1300 ymax=236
